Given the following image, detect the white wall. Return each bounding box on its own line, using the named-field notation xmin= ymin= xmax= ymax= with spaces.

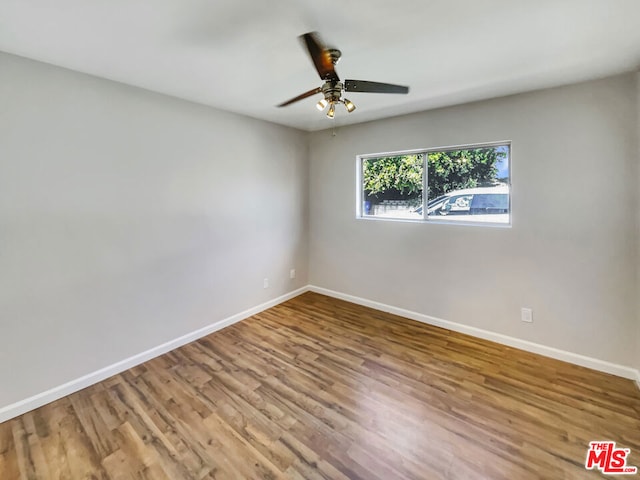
xmin=309 ymin=74 xmax=638 ymax=368
xmin=0 ymin=53 xmax=308 ymax=408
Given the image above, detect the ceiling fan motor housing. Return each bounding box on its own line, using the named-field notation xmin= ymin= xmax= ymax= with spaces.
xmin=322 ymin=81 xmax=343 ymax=103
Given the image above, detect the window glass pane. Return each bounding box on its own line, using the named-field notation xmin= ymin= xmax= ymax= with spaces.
xmin=426 ymin=145 xmax=509 ymax=224
xmin=362 ymin=155 xmax=423 ymax=219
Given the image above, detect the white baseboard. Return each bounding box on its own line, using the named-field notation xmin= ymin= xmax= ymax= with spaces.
xmin=0 ymin=286 xmax=309 ymax=424
xmin=2 ymin=283 xmax=638 ymax=424
xmin=309 ymin=285 xmax=640 ymax=384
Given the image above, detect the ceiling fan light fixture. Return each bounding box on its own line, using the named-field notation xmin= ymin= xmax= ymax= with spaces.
xmin=326 ymin=102 xmax=336 ymax=119
xmin=343 ymin=98 xmax=356 ymax=113
xmin=316 ymin=99 xmax=328 ymax=111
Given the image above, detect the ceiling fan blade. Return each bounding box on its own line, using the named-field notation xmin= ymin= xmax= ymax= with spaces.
xmin=277 ymin=87 xmax=322 ymax=107
xmin=300 ymin=32 xmax=339 ymax=81
xmin=344 ymin=80 xmax=409 ymax=94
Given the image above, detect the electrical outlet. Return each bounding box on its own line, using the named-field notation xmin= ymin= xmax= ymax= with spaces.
xmin=521 ymin=307 xmax=533 ymax=323
xmin=263 ymin=278 xmax=269 ymax=289
xmin=290 ymin=269 xmax=296 ymax=279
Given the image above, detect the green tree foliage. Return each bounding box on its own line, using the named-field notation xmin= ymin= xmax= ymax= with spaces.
xmin=362 ymin=148 xmax=504 ymax=202
xmin=427 ymin=148 xmax=502 ymax=198
xmin=363 ymin=155 xmax=423 ymax=198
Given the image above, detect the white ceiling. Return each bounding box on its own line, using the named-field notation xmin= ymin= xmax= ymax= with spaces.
xmin=1 ymin=0 xmax=639 ymax=131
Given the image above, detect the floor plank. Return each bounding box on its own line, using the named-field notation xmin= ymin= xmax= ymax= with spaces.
xmin=1 ymin=292 xmax=638 ymax=479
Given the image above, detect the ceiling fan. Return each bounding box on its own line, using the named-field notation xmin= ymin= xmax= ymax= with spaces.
xmin=278 ymin=32 xmax=409 ymax=118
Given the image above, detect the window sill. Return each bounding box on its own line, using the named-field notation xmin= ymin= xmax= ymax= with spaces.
xmin=356 ymin=215 xmax=512 ymax=228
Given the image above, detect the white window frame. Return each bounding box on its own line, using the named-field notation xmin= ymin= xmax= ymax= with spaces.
xmin=356 ymin=141 xmax=512 ymax=227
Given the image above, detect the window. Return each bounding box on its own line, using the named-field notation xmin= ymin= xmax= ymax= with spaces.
xmin=357 ymin=142 xmax=510 ymax=225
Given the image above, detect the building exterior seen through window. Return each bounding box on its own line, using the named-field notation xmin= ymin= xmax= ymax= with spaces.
xmin=358 ymin=143 xmax=510 ymax=225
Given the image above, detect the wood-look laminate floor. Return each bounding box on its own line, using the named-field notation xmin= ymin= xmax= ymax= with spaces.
xmin=1 ymin=292 xmax=639 ymax=480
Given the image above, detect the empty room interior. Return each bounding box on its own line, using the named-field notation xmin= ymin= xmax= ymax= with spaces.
xmin=1 ymin=1 xmax=640 ymax=479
